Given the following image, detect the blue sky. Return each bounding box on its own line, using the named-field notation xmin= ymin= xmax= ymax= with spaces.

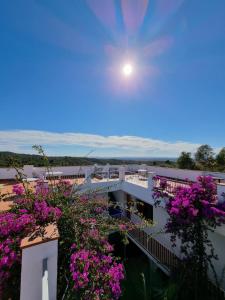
xmin=0 ymin=0 xmax=225 ymax=157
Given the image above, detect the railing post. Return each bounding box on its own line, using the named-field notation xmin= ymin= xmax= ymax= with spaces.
xmin=105 ymin=163 xmax=110 ymax=180
xmin=119 ymin=167 xmax=125 ymax=181
xmin=85 ymin=168 xmax=92 ymax=184
xmin=148 ymin=172 xmax=155 ymax=191
xmin=20 ymin=224 xmax=59 ymax=300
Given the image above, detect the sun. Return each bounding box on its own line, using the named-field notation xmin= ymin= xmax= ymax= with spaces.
xmin=122 ymin=63 xmax=133 ymax=77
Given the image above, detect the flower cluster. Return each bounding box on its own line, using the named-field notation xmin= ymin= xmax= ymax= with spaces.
xmin=164 ymin=176 xmax=225 ymax=229
xmin=65 ymin=195 xmax=137 ymax=299
xmin=153 ymin=176 xmax=225 ymax=298
xmin=70 ymin=247 xmax=124 ymax=300
xmin=153 ymin=175 xmax=225 ymax=259
xmin=0 ymin=212 xmax=35 ymax=237
xmin=35 ymin=181 xmax=49 ymax=200
xmin=94 ymin=206 xmax=105 ymax=214
xmin=0 ymin=238 xmax=19 ymax=280
xmin=34 ymin=200 xmax=62 ymax=223
xmin=12 ymin=184 xmax=25 ymax=196
xmin=0 ymin=211 xmax=35 ymax=297
xmin=55 ymin=179 xmax=72 ymax=197
xmin=1 ymin=176 xmax=139 ymax=299
xmin=0 ymin=182 xmax=63 ymax=296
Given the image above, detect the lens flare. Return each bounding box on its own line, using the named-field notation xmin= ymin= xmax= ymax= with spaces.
xmin=122 ymin=63 xmax=133 ymax=76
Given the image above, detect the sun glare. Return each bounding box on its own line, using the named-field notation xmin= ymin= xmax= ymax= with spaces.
xmin=122 ymin=63 xmax=133 ymax=77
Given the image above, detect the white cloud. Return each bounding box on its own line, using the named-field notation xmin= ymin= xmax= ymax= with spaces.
xmin=0 ymin=130 xmax=202 ymax=157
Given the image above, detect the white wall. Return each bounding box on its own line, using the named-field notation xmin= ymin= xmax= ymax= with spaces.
xmin=78 ymin=180 xmax=121 ymax=195
xmin=209 ymin=231 xmax=225 ymax=290
xmin=122 ymin=181 xmax=154 ymax=205
xmin=0 ymin=168 xmax=17 ymax=179
xmin=0 ymin=165 xmax=92 ymax=180
xmin=20 ymin=240 xmax=58 ymax=300
xmin=32 ymin=166 xmax=90 ymax=177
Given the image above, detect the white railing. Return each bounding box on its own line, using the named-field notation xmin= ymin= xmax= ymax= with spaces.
xmin=1 ymin=164 xmax=225 ymax=183
xmin=125 ymin=174 xmax=148 ymax=188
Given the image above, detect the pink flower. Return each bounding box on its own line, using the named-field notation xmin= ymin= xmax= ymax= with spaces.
xmin=182 ymin=199 xmax=189 ymax=208
xmin=210 ymin=207 xmax=222 ymax=215
xmin=71 ymin=243 xmax=76 ymax=250
xmin=189 ymin=207 xmax=199 ymax=217
xmin=170 ymin=207 xmax=179 ymax=215
xmin=200 ymin=200 xmax=210 ymax=206
xmin=103 ymin=242 xmax=114 ymax=252
xmin=89 ymin=229 xmax=99 ymax=239
xmin=70 ymin=249 xmax=124 ymax=299
xmin=119 ymin=224 xmax=127 ymax=231
xmin=94 ymin=207 xmax=104 ymax=214
xmin=12 ymin=184 xmax=24 ymax=195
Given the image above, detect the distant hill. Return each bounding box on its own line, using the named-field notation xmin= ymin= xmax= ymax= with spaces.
xmin=0 ymin=152 xmax=177 ymax=168
xmin=97 ymin=157 xmax=177 ymax=162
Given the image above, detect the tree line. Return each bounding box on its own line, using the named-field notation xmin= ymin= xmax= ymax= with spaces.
xmin=0 ymin=151 xmax=173 ymax=168
xmin=0 ymin=146 xmax=224 ymax=172
xmin=177 ymin=145 xmax=225 ymax=171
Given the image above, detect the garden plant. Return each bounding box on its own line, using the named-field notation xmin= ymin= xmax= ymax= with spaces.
xmin=153 ymin=175 xmax=225 ymax=300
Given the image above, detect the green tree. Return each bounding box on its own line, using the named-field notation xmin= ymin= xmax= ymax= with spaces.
xmin=216 ymin=147 xmax=225 ymax=171
xmin=194 ymin=144 xmax=215 ymax=170
xmin=177 ymin=152 xmax=195 ymax=169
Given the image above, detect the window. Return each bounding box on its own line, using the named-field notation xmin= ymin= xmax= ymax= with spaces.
xmin=125 ymin=193 xmax=153 ymax=221
xmin=136 ymin=199 xmax=153 ymax=220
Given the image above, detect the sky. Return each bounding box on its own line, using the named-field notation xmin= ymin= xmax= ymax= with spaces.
xmin=0 ymin=0 xmax=225 ymax=157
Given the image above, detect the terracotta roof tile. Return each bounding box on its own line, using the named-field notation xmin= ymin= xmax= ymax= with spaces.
xmin=20 ymin=223 xmax=59 ymax=249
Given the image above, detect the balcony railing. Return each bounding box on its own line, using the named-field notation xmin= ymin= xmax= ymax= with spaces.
xmin=128 ymin=228 xmax=179 ymax=272
xmin=153 ymin=176 xmax=192 ymax=195
xmin=111 ymin=212 xmax=178 ymax=272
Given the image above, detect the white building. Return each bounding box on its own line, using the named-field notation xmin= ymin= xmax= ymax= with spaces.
xmin=1 ymin=164 xmax=225 ymax=299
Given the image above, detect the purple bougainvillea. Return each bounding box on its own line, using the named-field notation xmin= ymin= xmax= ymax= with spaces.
xmin=153 ymin=176 xmax=225 ymax=298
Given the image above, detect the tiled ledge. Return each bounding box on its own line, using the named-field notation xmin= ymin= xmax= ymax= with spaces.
xmin=20 ymin=223 xmax=59 ymax=249
xmin=0 ymin=200 xmax=13 ymax=212
xmin=0 ymin=200 xmax=59 ymax=249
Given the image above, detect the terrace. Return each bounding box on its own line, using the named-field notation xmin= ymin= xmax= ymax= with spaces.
xmin=1 ymin=165 xmax=225 ymax=300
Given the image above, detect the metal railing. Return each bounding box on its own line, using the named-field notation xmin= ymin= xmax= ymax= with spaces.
xmin=111 ymin=213 xmax=178 ymax=272
xmin=42 ymin=258 xmax=49 ymax=300
xmin=129 ymin=228 xmax=179 ymax=272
